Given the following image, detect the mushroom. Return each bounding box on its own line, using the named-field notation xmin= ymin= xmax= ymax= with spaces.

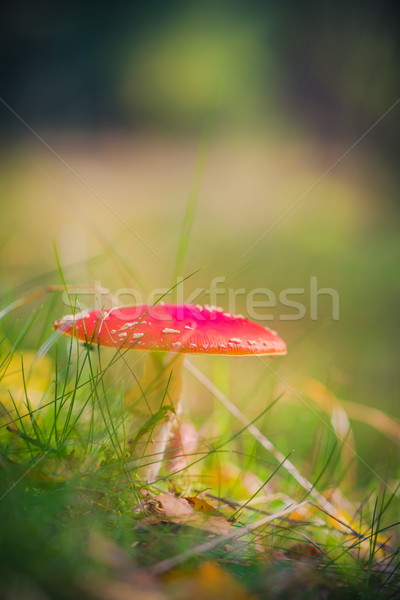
xmin=54 ymin=303 xmax=286 ymax=482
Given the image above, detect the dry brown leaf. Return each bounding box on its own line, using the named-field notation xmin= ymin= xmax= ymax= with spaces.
xmin=157 ymin=493 xmax=193 ymax=520
xmin=285 ymin=542 xmax=323 ymax=561
xmin=201 ymin=516 xmax=232 ymax=535
xmin=185 ymin=496 xmax=224 ymax=517
xmin=151 ymin=493 xmax=232 ymax=535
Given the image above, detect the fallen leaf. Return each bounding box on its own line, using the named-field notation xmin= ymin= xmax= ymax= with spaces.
xmin=157 ymin=493 xmax=193 ymax=520
xmin=152 ymin=493 xmax=232 ymax=535
xmin=185 ymin=496 xmax=224 ymax=517
xmin=202 ymin=516 xmax=232 ymax=535
xmin=285 ymin=542 xmax=323 ymax=561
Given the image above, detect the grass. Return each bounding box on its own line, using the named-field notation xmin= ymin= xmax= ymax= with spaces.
xmin=0 ymin=284 xmax=399 ymax=600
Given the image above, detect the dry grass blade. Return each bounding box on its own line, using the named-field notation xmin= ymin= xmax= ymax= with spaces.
xmin=300 ymin=377 xmax=400 ymax=445
xmin=340 ymin=402 xmax=400 ymax=445
xmin=150 ymin=500 xmax=309 ymax=575
xmin=0 ymin=284 xmax=119 ymax=321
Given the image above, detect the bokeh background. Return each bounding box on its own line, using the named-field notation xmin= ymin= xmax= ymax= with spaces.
xmin=1 ymin=0 xmax=399 ymax=488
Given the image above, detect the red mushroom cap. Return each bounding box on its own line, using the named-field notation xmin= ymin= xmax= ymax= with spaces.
xmin=54 ymin=304 xmax=286 ymax=356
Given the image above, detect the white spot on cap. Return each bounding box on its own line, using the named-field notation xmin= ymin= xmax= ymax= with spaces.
xmin=204 ymin=304 xmax=223 ymax=312
xmin=111 ymin=329 xmax=117 ymax=334
xmin=162 ymin=328 xmax=181 ymax=334
xmin=248 ymin=340 xmax=257 ymax=345
xmin=229 ymin=338 xmax=242 ymax=344
xmin=133 ymin=332 xmax=144 ymax=339
xmin=172 ymin=342 xmax=182 ymax=348
xmin=119 ymin=332 xmax=127 ymax=338
xmin=267 ymin=328 xmax=278 ymax=335
xmin=188 ymin=343 xmax=197 ymax=348
xmin=185 ymin=325 xmax=194 ymax=330
xmin=120 ymin=321 xmax=138 ymax=331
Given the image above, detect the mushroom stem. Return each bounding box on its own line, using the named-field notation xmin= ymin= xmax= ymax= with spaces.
xmin=125 ymin=352 xmax=184 ymax=483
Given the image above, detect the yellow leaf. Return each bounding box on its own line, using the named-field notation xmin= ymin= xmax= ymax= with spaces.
xmin=0 ymin=352 xmax=53 ymax=417
xmin=163 ymin=561 xmax=256 ymax=600
xmin=185 ymin=496 xmax=224 ymax=517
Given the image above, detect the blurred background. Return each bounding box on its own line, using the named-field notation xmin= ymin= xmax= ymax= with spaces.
xmin=1 ymin=0 xmax=399 ymax=487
